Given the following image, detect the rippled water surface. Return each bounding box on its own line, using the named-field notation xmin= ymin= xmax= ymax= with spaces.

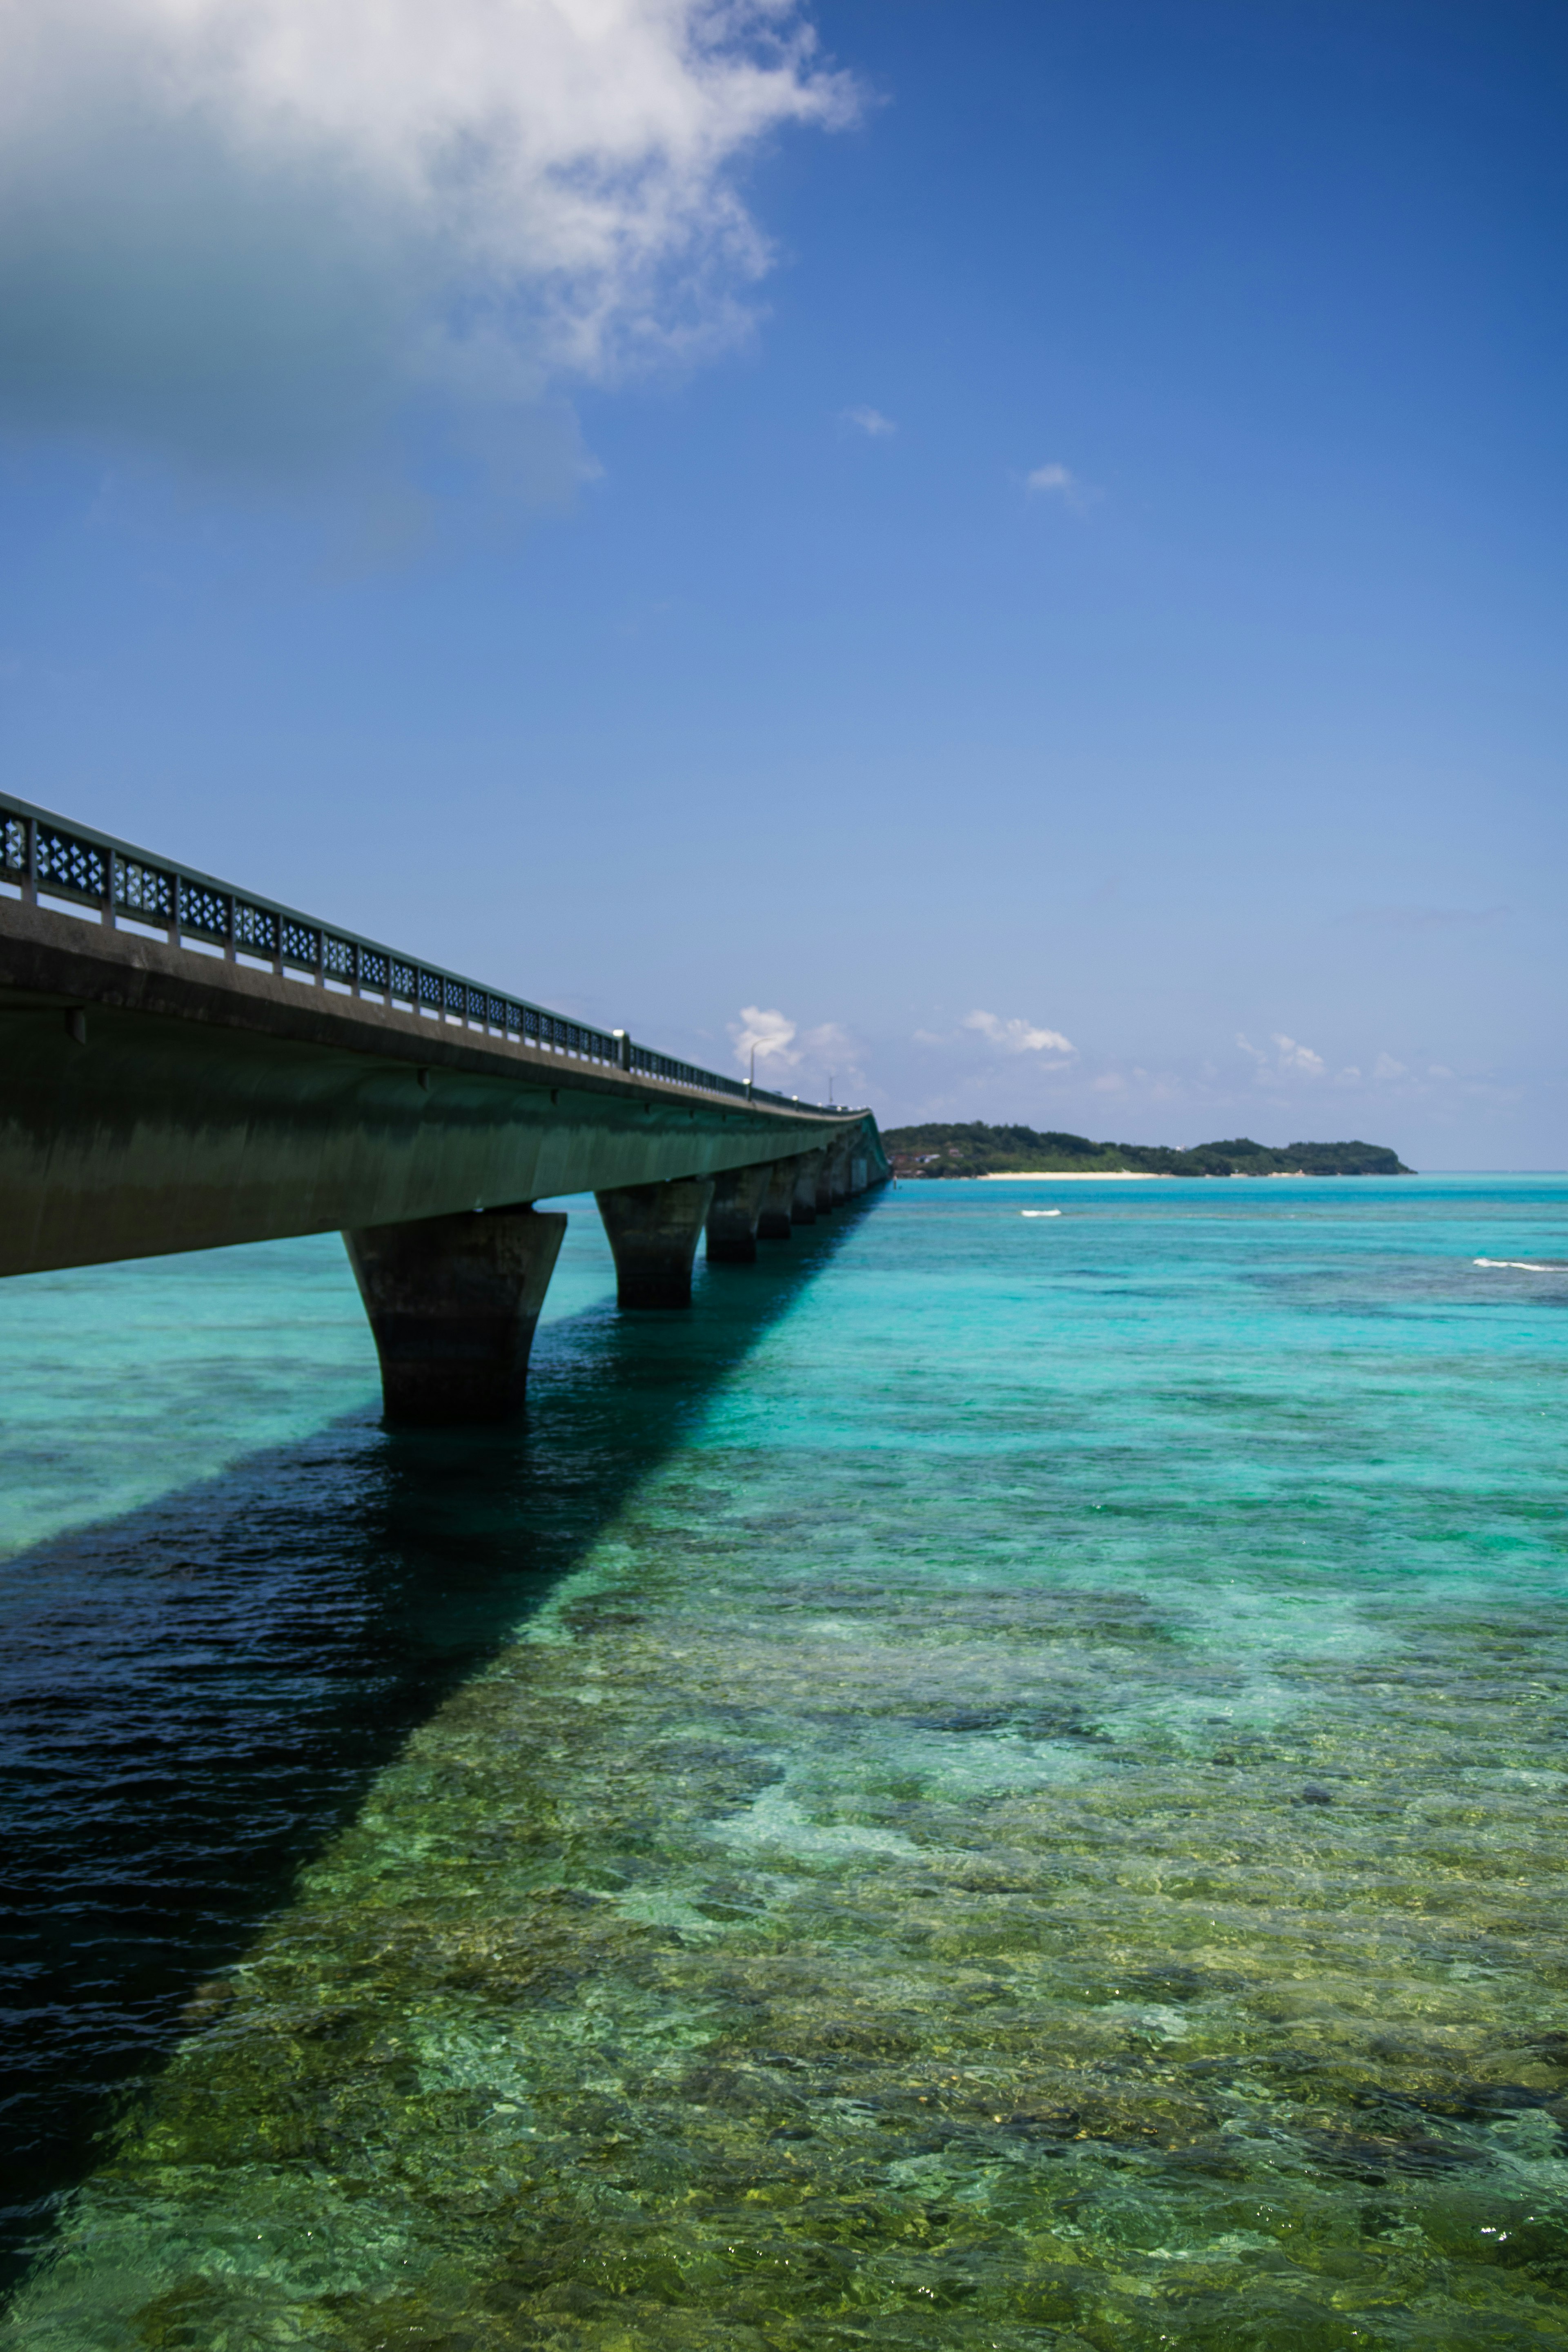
xmin=3 ymin=1177 xmax=1568 ymax=2350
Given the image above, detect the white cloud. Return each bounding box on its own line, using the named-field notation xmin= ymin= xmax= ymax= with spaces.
xmin=1237 ymin=1031 xmax=1326 ymax=1080
xmin=727 ymin=1010 xmax=860 ymax=1096
xmin=963 ymin=1009 xmax=1076 ymax=1056
xmin=1272 ymin=1033 xmax=1325 ymax=1075
xmin=842 ymin=404 xmax=895 ymax=436
xmin=0 ymin=0 xmax=855 ymax=478
xmin=1023 ymin=459 xmax=1098 ymax=510
xmin=729 ymin=1004 xmax=799 ymax=1069
xmin=1090 ymin=1071 xmax=1125 ymax=1093
xmin=1373 ymin=1053 xmax=1407 ymax=1082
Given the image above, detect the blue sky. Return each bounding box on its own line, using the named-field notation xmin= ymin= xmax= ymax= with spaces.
xmin=1 ymin=0 xmax=1563 ymax=1164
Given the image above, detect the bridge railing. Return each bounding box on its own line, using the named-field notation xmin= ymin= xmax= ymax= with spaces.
xmin=0 ymin=791 xmax=848 ymax=1117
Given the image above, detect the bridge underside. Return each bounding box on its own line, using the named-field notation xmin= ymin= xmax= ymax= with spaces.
xmin=1 ymin=900 xmax=888 ymax=1420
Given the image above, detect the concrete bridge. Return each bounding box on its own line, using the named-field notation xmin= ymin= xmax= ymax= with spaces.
xmin=0 ymin=793 xmax=887 ymax=1423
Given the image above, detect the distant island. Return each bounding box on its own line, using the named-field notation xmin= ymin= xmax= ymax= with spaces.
xmin=883 ymin=1123 xmax=1414 ymax=1179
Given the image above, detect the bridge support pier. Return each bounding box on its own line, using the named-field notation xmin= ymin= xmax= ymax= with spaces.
xmin=817 ymin=1137 xmax=852 ymax=1212
xmin=757 ymin=1158 xmax=800 ymax=1241
xmin=344 ymin=1203 xmax=567 ymax=1425
xmin=832 ymin=1138 xmax=855 ymax=1204
xmin=705 ymin=1162 xmax=774 ymax=1264
xmin=791 ymin=1150 xmax=825 ymax=1227
xmin=597 ymin=1176 xmax=715 ymax=1308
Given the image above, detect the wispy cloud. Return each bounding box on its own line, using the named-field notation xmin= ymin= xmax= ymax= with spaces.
xmin=1341 ymin=904 xmax=1510 ymax=933
xmin=804 ymin=1019 xmax=855 ymax=1062
xmin=0 ymin=0 xmax=857 ymax=484
xmin=1023 ymin=459 xmax=1096 ymax=510
xmin=842 ymin=405 xmax=896 ymax=437
xmin=1236 ymin=1038 xmax=1457 ymax=1093
xmin=963 ymin=1010 xmax=1076 ymax=1056
xmin=1273 ymin=1033 xmax=1325 ymax=1075
xmin=800 ymin=1019 xmax=863 ymax=1098
xmin=1237 ymin=1032 xmax=1326 ymax=1079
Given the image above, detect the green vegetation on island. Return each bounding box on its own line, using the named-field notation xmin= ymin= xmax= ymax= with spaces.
xmin=884 ymin=1123 xmax=1413 ymax=1179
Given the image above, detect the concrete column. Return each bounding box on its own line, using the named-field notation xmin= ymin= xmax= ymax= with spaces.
xmin=757 ymin=1158 xmax=800 ymax=1241
xmin=597 ymin=1176 xmax=715 ymax=1308
xmin=849 ymin=1150 xmax=868 ymax=1195
xmin=344 ymin=1202 xmax=566 ymax=1425
xmin=705 ymin=1161 xmax=774 ymax=1265
xmin=816 ymin=1136 xmax=852 ymax=1212
xmin=791 ymin=1149 xmax=825 ymax=1227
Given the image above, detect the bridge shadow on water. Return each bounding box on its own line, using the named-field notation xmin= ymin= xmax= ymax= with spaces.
xmin=0 ymin=1203 xmax=873 ymax=2299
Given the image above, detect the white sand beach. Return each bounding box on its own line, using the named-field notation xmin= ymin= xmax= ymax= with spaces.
xmin=976 ymin=1170 xmax=1174 ymax=1180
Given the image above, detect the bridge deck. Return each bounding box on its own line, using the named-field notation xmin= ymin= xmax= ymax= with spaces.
xmin=0 ymin=895 xmax=880 ymax=1277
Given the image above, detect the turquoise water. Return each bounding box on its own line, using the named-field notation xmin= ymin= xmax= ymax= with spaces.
xmin=4 ymin=1177 xmax=1568 ymax=2348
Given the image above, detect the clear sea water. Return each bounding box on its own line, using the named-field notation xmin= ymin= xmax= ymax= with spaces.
xmin=2 ymin=1175 xmax=1567 ymax=2350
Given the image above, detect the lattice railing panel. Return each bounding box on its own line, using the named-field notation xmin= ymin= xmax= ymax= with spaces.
xmin=36 ymin=826 xmax=108 ymax=901
xmin=178 ymin=881 xmax=230 ymax=941
xmin=280 ymin=920 xmax=320 ymax=966
xmin=117 ymin=859 xmax=176 ymax=921
xmin=234 ymin=901 xmax=278 ymax=954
